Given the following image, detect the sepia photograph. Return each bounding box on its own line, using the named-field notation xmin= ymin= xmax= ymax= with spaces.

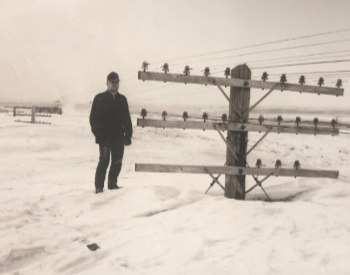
xmin=0 ymin=0 xmax=349 ymax=274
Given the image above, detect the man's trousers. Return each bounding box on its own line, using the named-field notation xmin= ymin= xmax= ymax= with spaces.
xmin=95 ymin=138 xmax=124 ymax=189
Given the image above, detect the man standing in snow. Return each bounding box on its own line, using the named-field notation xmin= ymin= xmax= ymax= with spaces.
xmin=89 ymin=72 xmax=132 ymax=194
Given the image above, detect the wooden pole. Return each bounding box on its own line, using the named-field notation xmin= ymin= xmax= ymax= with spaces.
xmin=225 ymin=64 xmax=251 ymax=199
xmin=31 ymin=106 xmax=35 ymax=123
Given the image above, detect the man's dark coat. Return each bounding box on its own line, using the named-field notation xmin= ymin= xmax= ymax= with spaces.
xmin=89 ymin=91 xmax=132 ymax=144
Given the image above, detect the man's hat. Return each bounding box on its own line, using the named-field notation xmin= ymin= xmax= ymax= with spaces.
xmin=107 ymin=72 xmax=120 ymax=82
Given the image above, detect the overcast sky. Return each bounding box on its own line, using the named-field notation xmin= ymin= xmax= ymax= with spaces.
xmin=0 ymin=0 xmax=350 ymax=111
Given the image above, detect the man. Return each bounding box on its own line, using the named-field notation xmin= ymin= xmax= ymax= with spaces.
xmin=90 ymin=72 xmax=132 ymax=194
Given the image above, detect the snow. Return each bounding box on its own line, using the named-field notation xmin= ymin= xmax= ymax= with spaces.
xmin=0 ymin=106 xmax=350 ymax=275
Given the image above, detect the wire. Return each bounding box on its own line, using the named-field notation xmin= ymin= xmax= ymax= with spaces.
xmin=252 ymin=74 xmax=350 ymax=81
xmin=254 ymin=70 xmax=350 ymax=76
xmin=251 ymin=58 xmax=350 ymax=69
xmin=150 ymin=28 xmax=350 ymax=65
xmin=248 ymin=53 xmax=350 ymax=66
xmin=200 ymin=50 xmax=350 ymax=73
xmin=246 ymin=50 xmax=350 ymax=65
xmin=277 ymin=74 xmax=350 ymax=78
xmin=172 ymin=38 xmax=350 ymax=66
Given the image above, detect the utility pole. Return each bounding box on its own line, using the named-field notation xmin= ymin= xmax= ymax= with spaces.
xmin=225 ymin=64 xmax=251 ymax=199
xmin=135 ymin=64 xmax=343 ymax=201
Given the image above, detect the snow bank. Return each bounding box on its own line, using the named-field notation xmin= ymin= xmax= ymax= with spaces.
xmin=0 ymin=107 xmax=349 ymax=274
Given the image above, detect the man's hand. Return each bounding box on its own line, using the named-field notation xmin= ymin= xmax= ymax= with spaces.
xmin=96 ymin=135 xmax=105 ymax=145
xmin=124 ymin=136 xmax=132 ymax=146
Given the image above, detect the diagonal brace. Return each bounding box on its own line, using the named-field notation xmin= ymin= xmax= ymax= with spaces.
xmin=205 ymin=162 xmax=226 ymax=194
xmin=216 ymin=85 xmax=230 ymax=102
xmin=260 ymin=185 xmax=271 ymax=202
xmin=214 ymin=127 xmax=239 ymax=161
xmin=217 ymin=85 xmax=241 ymax=117
xmin=206 ymin=171 xmax=225 ymax=192
xmin=242 ymin=84 xmax=277 ymax=118
xmin=243 ymin=130 xmax=271 ymax=159
xmin=205 ymin=178 xmax=216 ymax=194
xmin=245 ymin=173 xmax=273 ymax=194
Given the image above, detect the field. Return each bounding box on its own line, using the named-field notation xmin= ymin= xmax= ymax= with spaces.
xmin=0 ymin=104 xmax=350 ymax=274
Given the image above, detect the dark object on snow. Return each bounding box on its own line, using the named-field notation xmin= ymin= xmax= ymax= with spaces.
xmin=294 ymin=160 xmax=300 ymax=169
xmin=87 ymin=243 xmax=100 ymax=251
xmin=256 ymin=159 xmax=262 ymax=168
xmin=295 ymin=116 xmax=301 ymax=127
xmin=299 ymin=75 xmax=305 ymax=85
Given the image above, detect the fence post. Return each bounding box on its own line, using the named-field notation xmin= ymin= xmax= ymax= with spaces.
xmin=31 ymin=106 xmax=35 ymax=123
xmin=225 ymin=64 xmax=251 ymax=199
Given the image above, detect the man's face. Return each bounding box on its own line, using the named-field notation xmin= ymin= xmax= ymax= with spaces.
xmin=107 ymin=80 xmax=119 ymax=92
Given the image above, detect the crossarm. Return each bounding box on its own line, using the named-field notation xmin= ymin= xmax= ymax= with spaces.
xmin=135 ymin=164 xmax=339 ymax=179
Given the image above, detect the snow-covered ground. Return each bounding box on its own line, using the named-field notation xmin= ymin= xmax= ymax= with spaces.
xmin=1 ymin=105 xmax=350 ymax=274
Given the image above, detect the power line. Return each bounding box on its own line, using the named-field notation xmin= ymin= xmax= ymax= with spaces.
xmin=247 ymin=52 xmax=350 ymax=65
xmin=211 ymin=58 xmax=350 ymax=75
xmin=249 ymin=49 xmax=350 ymax=64
xmin=254 ymin=70 xmax=350 ymax=76
xmin=175 ymin=50 xmax=350 ymax=76
xmin=270 ymin=73 xmax=350 ymax=78
xmin=172 ymin=38 xmax=350 ymax=66
xmin=262 ymin=77 xmax=350 ymax=84
xmin=251 ymin=59 xmax=350 ymax=69
xmin=150 ymin=28 xmax=350 ymax=65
